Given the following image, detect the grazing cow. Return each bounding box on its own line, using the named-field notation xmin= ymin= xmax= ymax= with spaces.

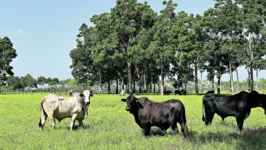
xmin=39 ymin=90 xmax=93 ymax=131
xmin=202 ymin=90 xmax=258 ymax=131
xmin=181 ymin=89 xmax=187 ymax=95
xmin=121 ymin=93 xmax=188 ymax=137
xmin=174 ymin=90 xmax=181 ymax=95
xmin=164 ymin=90 xmax=172 ymax=95
xmin=174 ymin=89 xmax=187 ymax=95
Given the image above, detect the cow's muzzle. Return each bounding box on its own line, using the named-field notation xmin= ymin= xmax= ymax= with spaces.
xmin=86 ymin=102 xmax=90 ymax=105
xmin=126 ymin=107 xmax=130 ymax=111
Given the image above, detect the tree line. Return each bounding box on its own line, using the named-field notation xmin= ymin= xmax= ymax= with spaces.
xmin=69 ymin=0 xmax=266 ymax=95
xmin=2 ymin=75 xmax=88 ymax=92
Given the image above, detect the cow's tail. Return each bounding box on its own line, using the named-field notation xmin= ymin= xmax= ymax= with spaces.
xmin=202 ymin=100 xmax=205 ymax=122
xmin=39 ymin=99 xmax=47 ymax=130
xmin=177 ymin=101 xmax=188 ymax=138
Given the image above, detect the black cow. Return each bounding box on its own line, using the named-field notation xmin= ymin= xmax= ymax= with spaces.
xmin=174 ymin=89 xmax=187 ymax=95
xmin=174 ymin=90 xmax=181 ymax=95
xmin=202 ymin=90 xmax=258 ymax=131
xmin=181 ymin=89 xmax=187 ymax=95
xmin=164 ymin=90 xmax=172 ymax=95
xmin=121 ymin=93 xmax=188 ymax=137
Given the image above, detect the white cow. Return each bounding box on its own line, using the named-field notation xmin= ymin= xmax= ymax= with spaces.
xmin=39 ymin=90 xmax=93 ymax=130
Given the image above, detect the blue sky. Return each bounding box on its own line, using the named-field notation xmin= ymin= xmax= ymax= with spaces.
xmin=0 ymin=0 xmax=264 ymax=81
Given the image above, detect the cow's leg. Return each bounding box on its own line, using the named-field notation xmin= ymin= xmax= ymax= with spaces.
xmin=83 ymin=105 xmax=88 ymax=119
xmin=78 ymin=120 xmax=84 ymax=128
xmin=180 ymin=122 xmax=188 ymax=138
xmin=142 ymin=124 xmax=151 ymax=136
xmin=70 ymin=114 xmax=77 ymax=131
xmin=236 ymin=117 xmax=244 ymax=131
xmin=50 ymin=117 xmax=56 ymax=128
xmin=162 ymin=130 xmax=167 ymax=135
xmin=171 ymin=123 xmax=178 ymax=135
xmin=39 ymin=110 xmax=47 ymax=131
xmin=205 ymin=112 xmax=215 ymax=125
xmin=143 ymin=127 xmax=150 ymax=136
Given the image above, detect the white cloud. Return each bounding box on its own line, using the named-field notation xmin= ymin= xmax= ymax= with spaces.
xmin=16 ymin=28 xmax=25 ymax=36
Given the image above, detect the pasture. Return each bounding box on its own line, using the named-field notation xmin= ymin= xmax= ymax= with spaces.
xmin=1 ymin=93 xmax=266 ymax=150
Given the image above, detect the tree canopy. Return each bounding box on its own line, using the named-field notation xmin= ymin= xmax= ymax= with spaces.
xmin=69 ymin=0 xmax=266 ymax=94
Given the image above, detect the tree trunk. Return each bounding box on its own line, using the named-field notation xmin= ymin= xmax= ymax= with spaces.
xmin=211 ymin=79 xmax=215 ymax=91
xmin=247 ymin=68 xmax=251 ymax=92
xmin=116 ymin=79 xmax=119 ymax=94
xmin=133 ymin=81 xmax=136 ymax=93
xmin=99 ymin=71 xmax=102 ymax=93
xmin=146 ymin=75 xmax=149 ymax=93
xmin=108 ymin=80 xmax=111 ymax=94
xmin=217 ymin=75 xmax=221 ymax=95
xmin=256 ymin=69 xmax=259 ymax=91
xmin=135 ymin=66 xmax=142 ymax=93
xmin=154 ymin=83 xmax=156 ymax=93
xmin=249 ymin=37 xmax=254 ymax=91
xmin=160 ymin=64 xmax=164 ymax=95
xmin=236 ymin=68 xmax=239 ymax=92
xmin=150 ymin=76 xmax=152 ymax=93
xmin=200 ymin=71 xmax=203 ymax=94
xmin=229 ymin=58 xmax=235 ymax=95
xmin=121 ymin=77 xmax=124 ymax=91
xmin=127 ymin=62 xmax=132 ymax=93
xmin=143 ymin=71 xmax=146 ymax=92
xmin=194 ymin=63 xmax=199 ymax=95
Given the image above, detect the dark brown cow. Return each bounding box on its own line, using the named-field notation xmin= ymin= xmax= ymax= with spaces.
xmin=121 ymin=93 xmax=188 ymax=137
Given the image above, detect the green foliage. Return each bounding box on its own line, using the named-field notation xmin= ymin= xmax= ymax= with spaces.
xmin=0 ymin=37 xmax=17 ymax=86
xmin=20 ymin=74 xmax=37 ymax=89
xmin=69 ymin=0 xmax=266 ymax=94
xmin=37 ymin=76 xmax=46 ymax=86
xmin=6 ymin=76 xmax=22 ymax=90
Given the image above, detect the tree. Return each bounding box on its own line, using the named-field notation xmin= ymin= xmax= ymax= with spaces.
xmin=148 ymin=0 xmax=177 ymax=95
xmin=7 ymin=76 xmax=22 ymax=90
xmin=203 ymin=0 xmax=243 ymax=94
xmin=48 ymin=78 xmax=59 ymax=87
xmin=37 ymin=76 xmax=46 ymax=88
xmin=0 ymin=37 xmax=17 ymax=92
xmin=70 ymin=24 xmax=96 ymax=85
xmin=238 ymin=0 xmax=266 ymax=91
xmin=90 ymin=12 xmax=121 ymax=91
xmin=20 ymin=74 xmax=37 ymax=90
xmin=110 ymin=0 xmax=152 ymax=92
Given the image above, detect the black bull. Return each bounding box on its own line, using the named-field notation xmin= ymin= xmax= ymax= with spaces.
xmin=121 ymin=93 xmax=188 ymax=137
xmin=202 ymin=90 xmax=262 ymax=131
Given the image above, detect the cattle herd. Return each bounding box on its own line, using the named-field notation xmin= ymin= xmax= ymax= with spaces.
xmin=38 ymin=90 xmax=266 ymax=138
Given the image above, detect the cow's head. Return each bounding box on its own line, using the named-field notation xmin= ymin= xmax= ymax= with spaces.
xmin=257 ymin=94 xmax=266 ymax=115
xmin=83 ymin=90 xmax=93 ymax=105
xmin=121 ymin=92 xmax=143 ymax=113
xmin=248 ymin=91 xmax=266 ymax=113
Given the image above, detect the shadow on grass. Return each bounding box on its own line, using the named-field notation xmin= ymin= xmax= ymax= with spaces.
xmin=150 ymin=128 xmax=165 ymax=136
xmin=54 ymin=124 xmax=91 ymax=131
xmin=187 ymin=127 xmax=266 ymax=150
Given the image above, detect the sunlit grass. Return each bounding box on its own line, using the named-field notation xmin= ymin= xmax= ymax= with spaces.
xmin=1 ymin=93 xmax=266 ymax=149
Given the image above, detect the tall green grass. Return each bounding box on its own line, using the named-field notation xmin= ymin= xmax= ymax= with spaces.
xmin=1 ymin=93 xmax=266 ymax=150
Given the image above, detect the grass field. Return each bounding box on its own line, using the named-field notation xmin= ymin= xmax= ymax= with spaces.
xmin=1 ymin=93 xmax=266 ymax=150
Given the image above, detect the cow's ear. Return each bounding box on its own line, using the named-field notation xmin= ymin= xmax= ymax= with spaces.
xmin=121 ymin=98 xmax=127 ymax=102
xmin=80 ymin=93 xmax=84 ymax=97
xmin=136 ymin=100 xmax=144 ymax=108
